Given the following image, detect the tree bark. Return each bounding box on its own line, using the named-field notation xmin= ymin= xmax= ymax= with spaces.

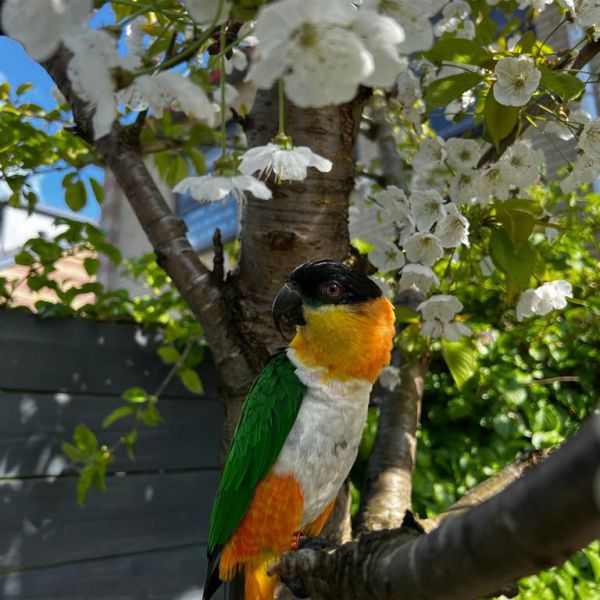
xmin=277 ymin=413 xmax=600 ymax=600
xmin=236 ymin=87 xmax=368 ymax=355
xmin=356 ymin=355 xmax=430 ymax=532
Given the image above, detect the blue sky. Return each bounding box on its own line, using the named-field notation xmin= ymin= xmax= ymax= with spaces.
xmin=0 ymin=5 xmax=117 ymax=221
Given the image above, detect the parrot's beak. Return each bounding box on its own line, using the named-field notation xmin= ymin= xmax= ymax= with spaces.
xmin=272 ymin=282 xmax=305 ymax=335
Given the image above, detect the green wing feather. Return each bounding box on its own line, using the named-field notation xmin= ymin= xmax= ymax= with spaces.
xmin=207 ymin=350 xmax=306 ymax=553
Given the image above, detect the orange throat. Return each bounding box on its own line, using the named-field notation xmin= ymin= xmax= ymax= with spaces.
xmin=289 ymin=296 xmax=395 ymax=383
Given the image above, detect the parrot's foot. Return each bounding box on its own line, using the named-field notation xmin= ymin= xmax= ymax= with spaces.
xmin=290 ymin=530 xmax=304 ymax=552
xmin=281 ymin=535 xmax=340 ymax=598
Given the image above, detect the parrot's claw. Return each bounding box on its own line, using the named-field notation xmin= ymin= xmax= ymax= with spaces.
xmin=290 ymin=530 xmax=304 ymax=552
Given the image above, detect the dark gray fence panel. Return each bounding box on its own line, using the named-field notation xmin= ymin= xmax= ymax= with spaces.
xmin=0 ymin=471 xmax=219 ymax=570
xmin=0 ymin=310 xmax=225 ymax=599
xmin=0 ymin=310 xmax=218 ymax=397
xmin=0 ymin=544 xmax=211 ymax=600
xmin=0 ymin=391 xmax=222 ymax=476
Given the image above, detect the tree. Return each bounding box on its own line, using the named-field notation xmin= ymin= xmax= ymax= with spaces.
xmin=1 ymin=0 xmax=599 ymax=598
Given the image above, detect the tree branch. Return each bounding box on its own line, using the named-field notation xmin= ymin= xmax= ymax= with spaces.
xmin=370 ymin=96 xmax=408 ymax=192
xmin=356 ymin=353 xmax=430 ymax=533
xmin=40 ymin=44 xmax=255 ymax=450
xmin=479 ymin=39 xmax=600 ymax=166
xmin=277 ymin=413 xmax=600 ymax=599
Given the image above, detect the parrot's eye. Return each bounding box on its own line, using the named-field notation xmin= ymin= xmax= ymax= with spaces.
xmin=321 ymin=281 xmax=343 ymax=301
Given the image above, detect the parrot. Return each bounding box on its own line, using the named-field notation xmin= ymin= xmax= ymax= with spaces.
xmin=203 ymin=258 xmax=396 ymax=600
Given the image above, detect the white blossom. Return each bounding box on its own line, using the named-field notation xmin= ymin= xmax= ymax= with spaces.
xmin=445 ymin=138 xmax=480 ymax=171
xmin=249 ymin=0 xmax=406 ymax=108
xmin=404 ymin=232 xmax=444 ymax=266
xmin=239 ymin=143 xmax=332 ymax=181
xmin=174 ymin=174 xmax=272 ymax=203
xmin=578 ymin=118 xmax=600 ymax=155
xmin=64 ymin=29 xmax=121 ymax=140
xmin=353 ymin=12 xmax=407 ymax=87
xmin=434 ymin=1 xmax=474 ymax=40
xmin=517 ymin=0 xmax=553 ymax=10
xmin=409 ymin=189 xmax=446 ymax=231
xmin=183 ymin=0 xmax=231 ymax=24
xmin=379 ymin=365 xmax=401 ymax=391
xmin=449 ymin=169 xmax=480 ymax=205
xmin=1 ymin=0 xmax=92 ymax=61
xmin=399 ymin=263 xmax=440 ymax=294
xmin=418 ymin=294 xmax=471 ymax=340
xmin=500 ymin=140 xmax=544 ymax=189
xmin=575 ymin=0 xmax=600 ymax=37
xmin=434 ymin=203 xmax=470 ymax=248
xmin=561 ymin=155 xmax=600 ymax=192
xmin=413 ymin=136 xmax=446 ymax=171
xmin=478 ymin=163 xmax=511 ymax=202
xmin=516 ymin=280 xmax=573 ymax=321
xmin=365 ymin=0 xmax=435 ymax=53
xmin=493 ymin=56 xmax=541 ymax=107
xmin=369 ymin=241 xmax=406 ymax=272
xmin=373 ymin=186 xmax=416 ymax=240
xmin=124 ymin=71 xmax=215 ymax=124
xmin=224 ymin=48 xmax=249 ymax=74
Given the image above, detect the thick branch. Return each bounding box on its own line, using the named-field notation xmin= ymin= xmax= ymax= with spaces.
xmin=356 ymin=354 xmax=429 ymax=533
xmin=479 ymin=39 xmax=600 ymax=166
xmin=278 ymin=414 xmax=600 ymax=600
xmin=40 ymin=45 xmax=255 ymax=449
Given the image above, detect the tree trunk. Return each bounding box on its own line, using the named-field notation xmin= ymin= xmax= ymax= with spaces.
xmin=236 ymin=88 xmax=368 ymax=356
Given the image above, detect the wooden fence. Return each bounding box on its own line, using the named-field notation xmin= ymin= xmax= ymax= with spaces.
xmin=0 ymin=310 xmax=223 ymax=599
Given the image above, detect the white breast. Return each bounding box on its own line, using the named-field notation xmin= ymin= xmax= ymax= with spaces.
xmin=273 ymin=349 xmax=372 ymax=527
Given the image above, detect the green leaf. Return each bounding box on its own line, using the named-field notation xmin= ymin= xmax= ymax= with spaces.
xmin=73 ymin=423 xmax=98 ymax=454
xmin=532 ymin=404 xmax=561 ymax=433
xmin=62 ymin=441 xmax=88 ymax=463
xmin=16 ymin=82 xmax=33 ymax=96
xmin=179 ymin=368 xmax=204 ymax=395
xmin=539 ymin=66 xmax=584 ymax=103
xmin=513 ymin=31 xmax=536 ymax=54
xmin=425 ymin=72 xmax=483 ymax=112
xmin=441 ymin=339 xmax=477 ymax=390
xmin=95 ymin=241 xmax=122 ymax=265
xmin=89 ymin=178 xmax=105 ymax=204
xmin=14 ymin=250 xmax=35 ymax=266
xmin=423 ymin=39 xmax=493 ymax=66
xmin=489 ymin=227 xmax=539 ymax=290
xmin=395 ymin=306 xmax=420 ymax=324
xmin=65 ymin=180 xmax=87 ymax=212
xmin=157 ymin=345 xmax=180 ymax=364
xmin=103 ymin=405 xmax=137 ymax=428
xmin=495 ymin=203 xmax=535 ymax=248
xmin=122 ymin=387 xmax=148 ymax=403
xmin=77 ymin=464 xmax=96 ymax=506
xmin=83 ymin=257 xmax=100 ymax=276
xmin=484 ymin=92 xmax=520 ymax=148
xmin=503 ymin=198 xmax=544 ymax=218
xmin=140 ymin=404 xmax=163 ymax=427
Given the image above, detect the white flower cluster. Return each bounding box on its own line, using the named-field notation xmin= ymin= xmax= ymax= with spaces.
xmin=561 ymin=117 xmax=600 ymax=192
xmin=412 ymin=136 xmax=544 ymax=205
xmin=516 ymin=280 xmax=573 ymax=321
xmin=248 ymin=0 xmax=434 ymax=107
xmin=434 ymin=1 xmax=475 ymax=40
xmin=360 ymin=182 xmax=471 ymax=341
xmin=573 ymin=0 xmax=600 ymax=40
xmin=2 ymin=4 xmax=215 ymax=140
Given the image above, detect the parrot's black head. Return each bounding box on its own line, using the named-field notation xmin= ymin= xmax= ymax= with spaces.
xmin=272 ymin=258 xmax=382 ymax=334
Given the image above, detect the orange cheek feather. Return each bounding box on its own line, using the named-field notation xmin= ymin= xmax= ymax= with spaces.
xmin=290 ymin=296 xmax=395 ymax=383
